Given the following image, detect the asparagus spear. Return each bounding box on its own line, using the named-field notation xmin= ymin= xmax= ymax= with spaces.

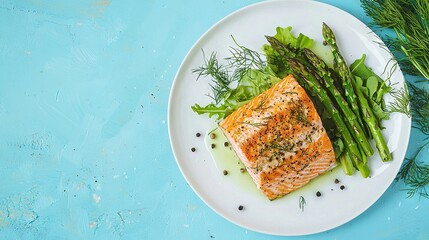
xmin=322 ymin=23 xmax=366 ymax=129
xmin=302 ymin=48 xmax=374 ymax=157
xmin=287 ymin=60 xmax=364 ymax=160
xmin=352 ymin=76 xmax=393 ymax=162
xmin=340 ymin=148 xmax=369 ymax=178
xmin=348 ymin=150 xmax=370 ymax=178
xmin=339 ymin=151 xmax=355 ymax=176
xmin=290 ymin=60 xmax=373 ymax=176
xmin=265 ymin=36 xmax=294 ymax=56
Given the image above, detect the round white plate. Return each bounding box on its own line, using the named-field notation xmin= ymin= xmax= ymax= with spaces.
xmin=168 ymin=0 xmax=411 ymax=236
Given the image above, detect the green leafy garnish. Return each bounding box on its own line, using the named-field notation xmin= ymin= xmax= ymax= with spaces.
xmin=350 ymin=54 xmax=393 ymax=125
xmin=191 ymin=103 xmax=235 ymax=120
xmin=409 ymin=83 xmax=429 ymax=135
xmin=191 ymin=30 xmax=314 ymax=120
xmin=193 ymin=51 xmax=235 ymax=105
xmin=299 ymin=196 xmax=306 ymax=212
xmin=262 ymin=26 xmax=314 ymax=78
xmin=395 ymin=83 xmax=429 ymax=198
xmin=397 ymin=141 xmax=429 ymax=199
xmin=270 ymin=26 xmax=314 ymax=50
xmin=386 ymin=83 xmax=411 ymax=117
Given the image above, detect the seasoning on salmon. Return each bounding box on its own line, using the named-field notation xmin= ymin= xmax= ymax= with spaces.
xmin=219 ymin=74 xmax=336 ymax=200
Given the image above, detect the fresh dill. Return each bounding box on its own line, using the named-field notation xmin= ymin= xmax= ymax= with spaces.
xmin=237 ymin=121 xmax=268 ymax=128
xmin=409 ymin=83 xmax=429 ymax=135
xmin=386 ymin=82 xmax=411 ymax=117
xmin=254 ymin=95 xmax=270 ymax=111
xmin=361 ymin=0 xmax=429 ymax=80
xmin=192 ymin=51 xmax=234 ymax=104
xmin=296 ymin=108 xmax=309 ymax=125
xmin=299 ymin=196 xmax=306 ymax=212
xmin=268 ymin=141 xmax=295 ymax=152
xmin=282 ymin=91 xmax=298 ymax=96
xmin=226 ymin=36 xmax=267 ymax=73
xmin=293 ymin=101 xmax=310 ymax=125
xmin=396 ymin=141 xmax=429 ymax=199
xmin=395 ymin=83 xmax=429 ymax=198
xmin=207 ymin=127 xmax=218 ymax=136
xmin=191 ymin=36 xmax=280 ymax=119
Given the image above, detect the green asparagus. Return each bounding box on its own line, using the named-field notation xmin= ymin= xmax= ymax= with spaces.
xmin=353 ymin=76 xmax=393 ymax=162
xmin=322 ymin=23 xmax=365 ymax=129
xmin=339 ymin=151 xmax=355 ymax=176
xmin=303 ymin=48 xmax=374 ymax=157
xmin=293 ymin=60 xmax=372 ymax=175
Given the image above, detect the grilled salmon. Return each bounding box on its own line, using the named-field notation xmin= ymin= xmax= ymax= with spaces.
xmin=219 ymin=74 xmax=336 ymax=200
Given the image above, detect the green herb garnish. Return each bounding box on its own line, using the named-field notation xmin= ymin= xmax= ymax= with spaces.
xmin=386 ymin=82 xmax=411 ymax=117
xmin=409 ymin=83 xmax=429 ymax=135
xmin=396 ymin=83 xmax=429 ymax=198
xmin=361 ymin=0 xmax=429 ymax=80
xmin=191 ymin=38 xmax=280 ymax=120
xmin=191 ymin=28 xmax=313 ymax=120
xmin=237 ymin=121 xmax=268 ymax=128
xmin=299 ymin=196 xmax=306 ymax=212
xmin=396 ymin=141 xmax=429 ymax=198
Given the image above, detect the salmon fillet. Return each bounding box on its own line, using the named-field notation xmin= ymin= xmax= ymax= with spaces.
xmin=219 ymin=74 xmax=336 ymax=200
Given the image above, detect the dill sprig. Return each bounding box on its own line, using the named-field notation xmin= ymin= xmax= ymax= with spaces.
xmin=299 ymin=196 xmax=306 ymax=212
xmin=193 ymin=51 xmax=234 ymax=104
xmin=396 ymin=141 xmax=429 ymax=198
xmin=409 ymin=83 xmax=429 ymax=135
xmin=254 ymin=95 xmax=270 ymax=111
xmin=237 ymin=121 xmax=268 ymax=128
xmin=226 ymin=36 xmax=266 ymax=73
xmin=386 ymin=82 xmax=411 ymax=117
xmin=268 ymin=141 xmax=295 ymax=152
xmin=192 ymin=36 xmax=274 ymax=105
xmin=361 ymin=0 xmax=429 ymax=80
xmin=294 ymin=101 xmax=310 ymax=125
xmin=395 ymin=83 xmax=429 ymax=198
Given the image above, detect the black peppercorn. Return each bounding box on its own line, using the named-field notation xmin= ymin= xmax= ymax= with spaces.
xmin=196 ymin=132 xmax=201 ymax=137
xmin=191 ymin=147 xmax=196 ymax=152
xmin=340 ymin=185 xmax=345 ymax=190
xmin=238 ymin=205 xmax=244 ymax=211
xmin=316 ymin=191 xmax=322 ymax=197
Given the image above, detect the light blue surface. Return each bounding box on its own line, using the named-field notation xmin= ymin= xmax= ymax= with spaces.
xmin=0 ymin=0 xmax=428 ymax=239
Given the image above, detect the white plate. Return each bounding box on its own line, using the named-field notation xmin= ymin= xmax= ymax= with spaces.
xmin=168 ymin=0 xmax=411 ymax=236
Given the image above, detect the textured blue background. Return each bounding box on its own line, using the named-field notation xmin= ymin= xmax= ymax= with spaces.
xmin=0 ymin=0 xmax=428 ymax=239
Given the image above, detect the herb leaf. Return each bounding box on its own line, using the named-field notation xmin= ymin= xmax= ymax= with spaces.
xmin=361 ymin=0 xmax=429 ymax=80
xmin=191 ymin=36 xmax=285 ymax=119
xmin=396 ymin=142 xmax=429 ymax=199
xmin=386 ymin=82 xmax=411 ymax=117
xmin=299 ymin=196 xmax=306 ymax=212
xmin=409 ymin=83 xmax=429 ymax=135
xmin=193 ymin=51 xmax=234 ymax=104
xmin=395 ymin=83 xmax=429 ymax=198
